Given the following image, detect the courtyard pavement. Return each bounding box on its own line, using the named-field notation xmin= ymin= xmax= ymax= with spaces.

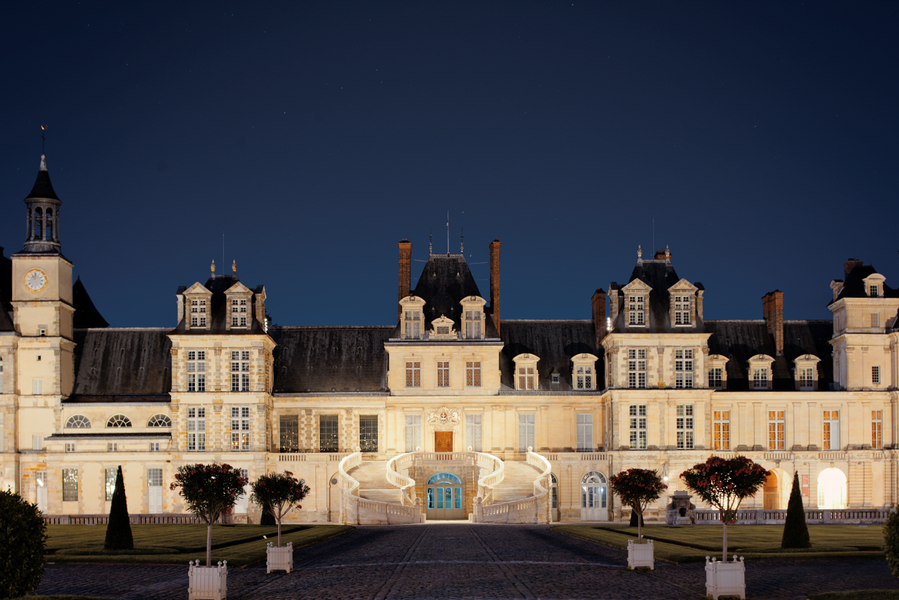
xmin=36 ymin=524 xmax=899 ymax=600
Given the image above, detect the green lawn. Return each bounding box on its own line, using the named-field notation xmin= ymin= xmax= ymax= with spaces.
xmin=45 ymin=524 xmax=353 ymax=566
xmin=554 ymin=524 xmax=887 ymax=563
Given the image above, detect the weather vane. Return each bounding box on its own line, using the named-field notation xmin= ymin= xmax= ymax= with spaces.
xmin=41 ymin=125 xmax=48 ymax=153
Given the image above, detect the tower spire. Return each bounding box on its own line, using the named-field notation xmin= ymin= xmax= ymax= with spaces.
xmin=20 ymin=152 xmax=63 ymax=255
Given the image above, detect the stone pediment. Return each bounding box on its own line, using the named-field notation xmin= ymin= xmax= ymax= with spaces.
xmin=668 ymin=278 xmax=698 ymax=293
xmin=225 ymin=281 xmax=253 ymax=295
xmin=427 ymin=406 xmax=461 ymax=432
xmin=430 ymin=315 xmax=456 ymax=339
xmin=183 ymin=282 xmax=212 ymax=295
xmin=622 ymin=278 xmax=651 ymax=293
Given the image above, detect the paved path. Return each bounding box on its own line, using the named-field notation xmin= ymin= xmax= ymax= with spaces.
xmin=36 ymin=524 xmax=899 ymax=599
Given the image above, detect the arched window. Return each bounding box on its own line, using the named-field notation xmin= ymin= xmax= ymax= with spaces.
xmin=427 ymin=472 xmax=462 ymax=485
xmin=66 ymin=415 xmax=91 ymax=429
xmin=106 ymin=414 xmax=132 ymax=428
xmin=581 ymin=471 xmax=608 ymax=519
xmin=817 ymin=468 xmax=847 ymax=509
xmin=34 ymin=207 xmax=43 ymax=240
xmin=45 ymin=208 xmax=53 ymax=241
xmin=147 ymin=414 xmax=172 ymax=427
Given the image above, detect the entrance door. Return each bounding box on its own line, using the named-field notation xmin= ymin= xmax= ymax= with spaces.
xmin=148 ymin=468 xmax=163 ymax=513
xmin=36 ymin=472 xmax=48 ymax=513
xmin=580 ymin=471 xmax=608 ymax=521
xmin=426 ymin=472 xmax=465 ymax=520
xmin=435 ymin=431 xmax=453 ymax=453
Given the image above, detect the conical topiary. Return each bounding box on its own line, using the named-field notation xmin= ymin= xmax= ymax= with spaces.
xmin=104 ymin=466 xmax=134 ymax=550
xmin=781 ymin=471 xmax=811 ymax=549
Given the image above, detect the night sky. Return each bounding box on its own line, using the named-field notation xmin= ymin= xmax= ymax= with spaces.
xmin=2 ymin=2 xmax=897 ymax=328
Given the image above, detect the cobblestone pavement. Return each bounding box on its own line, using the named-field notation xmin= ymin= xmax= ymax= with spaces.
xmin=36 ymin=524 xmax=899 ymax=600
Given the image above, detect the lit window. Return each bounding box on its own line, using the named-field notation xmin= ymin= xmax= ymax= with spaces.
xmin=187 ymin=407 xmax=206 ymax=451
xmin=106 ymin=414 xmax=132 ymax=428
xmin=187 ymin=351 xmax=206 ymax=392
xmin=577 ymin=414 xmax=593 ymax=452
xmin=437 ymin=361 xmax=450 ymax=387
xmin=713 ymin=410 xmax=730 ymax=450
xmin=629 ymin=405 xmax=647 ymax=449
xmin=359 ymin=415 xmax=378 ymax=452
xmin=768 ymin=410 xmax=784 ymax=450
xmin=709 ymin=367 xmax=723 ymax=389
xmin=62 ymin=468 xmax=78 ymax=502
xmin=873 ymin=410 xmax=883 ymax=449
xmin=231 ymin=406 xmax=251 ymax=451
xmin=628 ymin=349 xmax=646 ymax=389
xmin=65 ymin=415 xmax=91 ymax=429
xmin=675 ymin=349 xmax=694 ymax=389
xmin=319 ymin=415 xmax=338 ymax=452
xmin=466 ymin=361 xmax=481 ymax=387
xmin=676 ymin=404 xmax=694 ymax=449
xmin=405 ymin=361 xmax=421 ymax=387
xmin=823 ymin=410 xmax=840 ymax=450
xmin=873 ymin=366 xmax=881 ymax=385
xmin=628 ymin=296 xmax=645 ymax=326
xmin=674 ymin=296 xmax=691 ymax=325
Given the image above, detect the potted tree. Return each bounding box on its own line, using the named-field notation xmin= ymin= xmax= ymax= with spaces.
xmin=681 ymin=456 xmax=767 ymax=600
xmin=170 ymin=463 xmax=246 ymax=600
xmin=250 ymin=471 xmax=310 ymax=574
xmin=609 ymin=468 xmax=666 ymax=569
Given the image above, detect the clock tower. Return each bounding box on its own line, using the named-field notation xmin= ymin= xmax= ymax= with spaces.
xmin=11 ymin=154 xmax=76 ymax=415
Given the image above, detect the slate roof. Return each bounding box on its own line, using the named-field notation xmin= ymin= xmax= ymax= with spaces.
xmin=269 ymin=326 xmax=394 ymax=393
xmin=73 ymin=277 xmax=109 ymax=329
xmin=832 ymin=263 xmax=899 ymax=302
xmin=25 ymin=159 xmax=60 ymax=201
xmin=69 ymin=328 xmax=172 ymax=402
xmin=0 ymin=247 xmax=13 ymax=332
xmin=410 ymin=253 xmax=498 ymax=336
xmin=610 ymin=257 xmax=704 ymax=333
xmin=171 ymin=273 xmax=266 ymax=335
xmin=499 ymin=320 xmax=603 ymax=391
xmin=705 ymin=320 xmax=834 ymax=391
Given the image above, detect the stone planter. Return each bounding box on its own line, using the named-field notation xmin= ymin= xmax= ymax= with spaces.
xmin=626 ymin=539 xmax=654 ymax=570
xmin=188 ymin=560 xmax=227 ymax=600
xmin=266 ymin=541 xmax=294 ymax=573
xmin=705 ymin=555 xmax=745 ymax=600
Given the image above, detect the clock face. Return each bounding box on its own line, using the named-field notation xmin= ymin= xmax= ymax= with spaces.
xmin=25 ymin=269 xmax=47 ymax=292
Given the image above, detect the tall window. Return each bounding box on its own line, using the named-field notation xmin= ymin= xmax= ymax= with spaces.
xmin=518 ymin=366 xmax=535 ymax=390
xmin=713 ymin=410 xmax=730 ymax=450
xmin=231 ymin=406 xmax=250 ymax=451
xmin=709 ymin=367 xmax=723 ymax=389
xmin=873 ymin=366 xmax=881 ymax=385
xmin=675 ymin=349 xmax=693 ymax=389
xmin=405 ymin=310 xmax=421 ymax=339
xmin=576 ymin=366 xmax=593 ymax=390
xmin=319 ymin=414 xmax=338 ymax=452
xmin=871 ymin=313 xmax=881 ymax=328
xmin=359 ymin=415 xmax=378 ymax=452
xmin=105 ymin=468 xmax=117 ymax=501
xmin=518 ymin=414 xmax=535 ymax=452
xmin=190 ymin=299 xmax=207 ymax=328
xmin=62 ymin=469 xmax=78 ymax=502
xmin=466 ymin=414 xmax=482 ymax=452
xmin=231 ymin=298 xmax=248 ymax=327
xmin=676 ymin=405 xmax=694 ymax=449
xmin=628 ymin=296 xmax=645 ymax=325
xmin=798 ymin=367 xmax=814 ymax=390
xmin=768 ymin=410 xmax=784 ymax=450
xmin=674 ymin=296 xmax=691 ymax=325
xmin=279 ymin=415 xmax=299 ymax=452
xmin=231 ymin=351 xmax=250 ymax=392
xmin=628 ymin=349 xmax=646 ymax=389
xmin=465 ymin=311 xmax=481 ymax=338
xmin=437 ymin=361 xmax=449 ymax=387
xmin=629 ymin=405 xmax=647 ymax=449
xmin=873 ymin=410 xmax=883 ymax=449
xmin=823 ymin=410 xmax=840 ymax=450
xmin=187 ymin=351 xmax=206 ymax=392
xmin=577 ymin=414 xmax=593 ymax=452
xmin=405 ymin=361 xmax=421 ymax=387
xmin=405 ymin=414 xmax=422 ymax=452
xmin=32 ymin=379 xmax=42 ymax=395
xmin=753 ymin=368 xmax=770 ymax=390
xmin=466 ymin=361 xmax=481 ymax=387
xmin=187 ymin=407 xmax=206 ymax=452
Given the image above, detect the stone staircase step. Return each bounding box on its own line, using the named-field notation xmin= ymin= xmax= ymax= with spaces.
xmin=360 ymin=489 xmax=404 ymax=503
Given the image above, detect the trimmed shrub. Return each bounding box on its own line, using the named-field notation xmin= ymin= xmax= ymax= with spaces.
xmin=0 ymin=488 xmax=47 ymax=598
xmin=884 ymin=511 xmax=899 ymax=577
xmin=104 ymin=465 xmax=134 ymax=550
xmin=781 ymin=471 xmax=811 ymax=549
xmin=250 ymin=471 xmax=310 ymax=546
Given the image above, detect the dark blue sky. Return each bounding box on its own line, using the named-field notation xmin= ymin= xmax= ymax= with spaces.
xmin=2 ymin=2 xmax=896 ymax=327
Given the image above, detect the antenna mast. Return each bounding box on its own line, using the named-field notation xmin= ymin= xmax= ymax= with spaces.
xmin=446 ymin=211 xmax=450 ymax=255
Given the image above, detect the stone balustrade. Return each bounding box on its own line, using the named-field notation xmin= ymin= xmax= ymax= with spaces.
xmin=693 ymin=507 xmax=893 ymax=525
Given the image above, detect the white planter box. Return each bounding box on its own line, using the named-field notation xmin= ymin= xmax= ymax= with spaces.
xmin=705 ymin=556 xmax=745 ymax=600
xmin=627 ymin=539 xmax=654 ymax=570
xmin=267 ymin=542 xmax=294 ymax=574
xmin=188 ymin=560 xmax=227 ymax=600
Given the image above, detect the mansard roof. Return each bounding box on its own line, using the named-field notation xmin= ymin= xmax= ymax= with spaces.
xmin=410 ymin=253 xmax=498 ymax=336
xmin=610 ymin=256 xmax=704 ymax=333
xmin=269 ymin=326 xmax=393 ymax=393
xmin=171 ymin=273 xmax=266 ymax=335
xmin=499 ymin=320 xmax=603 ymax=391
xmin=73 ymin=277 xmax=109 ymax=328
xmin=69 ymin=328 xmax=172 ymax=401
xmin=833 ymin=262 xmax=899 ymax=302
xmin=706 ymin=320 xmax=833 ymax=391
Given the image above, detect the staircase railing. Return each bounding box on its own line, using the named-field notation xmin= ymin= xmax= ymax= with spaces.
xmin=472 ymin=447 xmax=551 ymax=524
xmin=386 ymin=451 xmax=418 ymax=506
xmin=338 ymin=448 xmax=423 ymax=524
xmin=473 ymin=451 xmax=505 ymax=505
xmin=336 ymin=449 xmax=363 ymax=524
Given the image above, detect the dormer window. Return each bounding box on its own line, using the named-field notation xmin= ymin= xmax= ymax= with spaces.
xmin=748 ymin=354 xmax=775 ymax=390
xmin=572 ymin=353 xmax=598 ymax=390
xmin=190 ymin=299 xmax=207 ymax=328
xmin=674 ymin=296 xmax=692 ymax=325
xmin=231 ymin=299 xmax=249 ymax=328
xmin=399 ymin=296 xmax=426 ymax=340
xmin=863 ymin=273 xmax=885 ymax=298
xmin=430 ymin=315 xmax=456 ymax=340
xmin=513 ymin=354 xmax=539 ymax=391
xmin=406 ymin=311 xmax=421 ymax=338
xmin=707 ymin=354 xmax=729 ymax=390
xmin=628 ymin=295 xmax=646 ymax=326
xmin=460 ymin=296 xmax=487 ymax=339
xmin=870 ymin=286 xmax=879 ymax=297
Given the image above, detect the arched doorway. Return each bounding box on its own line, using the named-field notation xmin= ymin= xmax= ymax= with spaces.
xmin=817 ymin=468 xmax=847 ymax=509
xmin=580 ymin=471 xmax=608 ymax=521
xmin=763 ymin=472 xmax=780 ymax=509
xmin=550 ymin=473 xmax=560 ymax=522
xmin=426 ymin=472 xmax=465 ymax=520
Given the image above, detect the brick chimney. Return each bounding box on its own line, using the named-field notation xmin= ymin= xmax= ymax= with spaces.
xmin=398 ymin=239 xmax=412 ymax=321
xmin=489 ymin=239 xmax=501 ymax=335
xmin=762 ymin=290 xmax=784 ymax=355
xmin=592 ymin=288 xmax=607 ymax=346
xmin=844 ymin=258 xmax=863 ymax=276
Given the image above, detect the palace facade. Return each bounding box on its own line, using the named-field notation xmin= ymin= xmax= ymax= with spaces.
xmin=1 ymin=154 xmax=898 ymax=523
